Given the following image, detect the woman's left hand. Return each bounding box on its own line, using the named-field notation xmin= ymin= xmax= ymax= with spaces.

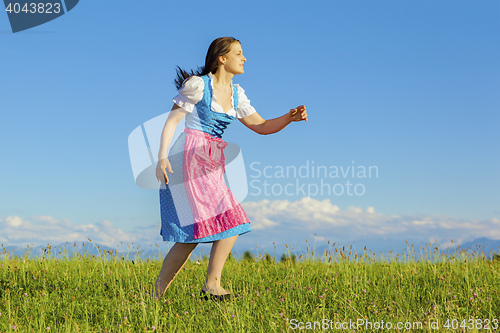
xmin=290 ymin=105 xmax=308 ymax=122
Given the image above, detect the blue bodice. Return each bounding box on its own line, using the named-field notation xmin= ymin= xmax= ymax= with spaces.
xmin=184 ymin=75 xmax=238 ymax=139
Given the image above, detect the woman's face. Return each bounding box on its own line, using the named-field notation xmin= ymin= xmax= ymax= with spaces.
xmin=221 ymin=42 xmax=246 ymax=75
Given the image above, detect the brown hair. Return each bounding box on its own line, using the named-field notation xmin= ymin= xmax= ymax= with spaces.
xmin=174 ymin=37 xmax=241 ymax=90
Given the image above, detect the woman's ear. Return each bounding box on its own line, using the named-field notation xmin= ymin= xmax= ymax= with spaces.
xmin=218 ymin=55 xmax=226 ymax=65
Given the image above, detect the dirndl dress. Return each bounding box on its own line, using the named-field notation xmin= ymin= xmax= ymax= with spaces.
xmin=159 ymin=74 xmax=253 ymax=243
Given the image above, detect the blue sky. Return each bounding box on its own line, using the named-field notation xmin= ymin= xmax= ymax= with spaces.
xmin=1 ymin=0 xmax=499 ymax=256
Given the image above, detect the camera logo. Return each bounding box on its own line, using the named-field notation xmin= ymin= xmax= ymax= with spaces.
xmin=127 ymin=112 xmax=249 ymax=203
xmin=4 ymin=0 xmax=79 ymax=33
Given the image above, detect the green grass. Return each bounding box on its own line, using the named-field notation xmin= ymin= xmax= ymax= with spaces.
xmin=0 ymin=244 xmax=499 ymax=332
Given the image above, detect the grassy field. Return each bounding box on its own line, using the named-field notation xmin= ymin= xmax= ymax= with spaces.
xmin=0 ymin=243 xmax=499 ymax=332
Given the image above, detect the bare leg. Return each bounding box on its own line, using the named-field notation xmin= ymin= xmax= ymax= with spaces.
xmin=203 ymin=235 xmax=238 ymax=295
xmin=153 ymin=242 xmax=197 ymax=298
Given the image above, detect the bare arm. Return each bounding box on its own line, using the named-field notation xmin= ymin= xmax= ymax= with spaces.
xmin=158 ymin=104 xmax=188 ymax=160
xmin=156 ymin=104 xmax=188 ymax=184
xmin=238 ymin=105 xmax=307 ymax=135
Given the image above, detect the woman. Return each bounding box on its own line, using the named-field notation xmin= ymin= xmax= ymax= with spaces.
xmin=154 ymin=37 xmax=307 ymax=300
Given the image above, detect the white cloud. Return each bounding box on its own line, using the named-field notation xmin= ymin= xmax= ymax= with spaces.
xmin=6 ymin=216 xmax=22 ymax=227
xmin=240 ymin=198 xmax=500 ymax=249
xmin=34 ymin=215 xmax=60 ymax=224
xmin=1 ymin=198 xmax=498 ymax=254
xmin=0 ymin=215 xmax=155 ymax=248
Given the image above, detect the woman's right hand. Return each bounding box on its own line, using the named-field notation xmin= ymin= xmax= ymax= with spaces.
xmin=156 ymin=158 xmax=174 ymax=185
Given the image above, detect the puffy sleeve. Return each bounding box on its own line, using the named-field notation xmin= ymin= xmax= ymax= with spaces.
xmin=172 ymin=76 xmax=204 ymax=113
xmin=235 ymin=84 xmax=257 ymax=119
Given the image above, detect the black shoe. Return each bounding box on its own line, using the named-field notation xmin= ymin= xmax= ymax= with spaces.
xmin=200 ymin=289 xmax=234 ymax=301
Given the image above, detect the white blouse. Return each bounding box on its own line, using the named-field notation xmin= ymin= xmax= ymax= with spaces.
xmin=172 ymin=73 xmax=257 ymax=119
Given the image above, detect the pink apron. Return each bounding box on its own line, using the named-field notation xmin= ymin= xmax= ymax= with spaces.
xmin=182 ymin=127 xmax=250 ymax=239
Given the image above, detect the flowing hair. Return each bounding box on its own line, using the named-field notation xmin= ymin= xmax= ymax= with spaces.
xmin=174 ymin=37 xmax=241 ymax=90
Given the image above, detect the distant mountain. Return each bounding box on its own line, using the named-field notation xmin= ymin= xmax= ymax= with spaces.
xmin=0 ymin=242 xmax=166 ymax=261
xmin=2 ymin=238 xmax=499 ymax=262
xmin=312 ymin=238 xmax=500 ymax=261
xmin=443 ymin=237 xmax=500 ymax=259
